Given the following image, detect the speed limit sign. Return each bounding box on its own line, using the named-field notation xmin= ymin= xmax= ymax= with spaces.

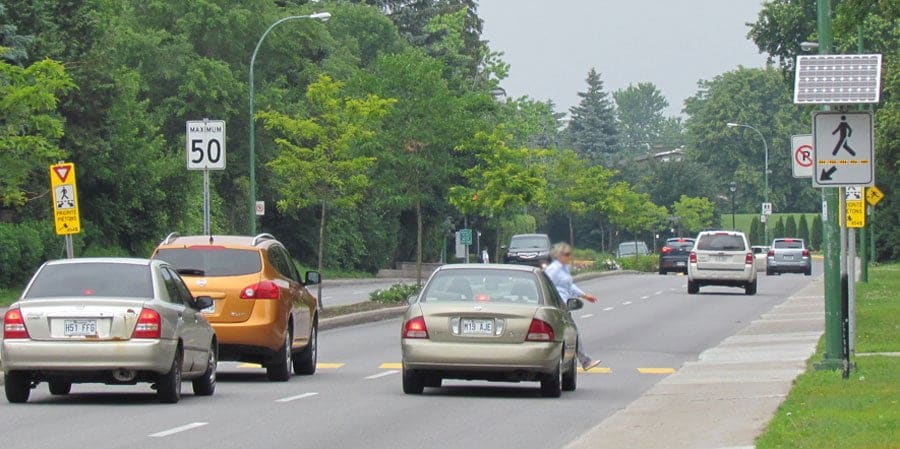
xmin=186 ymin=120 xmax=226 ymax=170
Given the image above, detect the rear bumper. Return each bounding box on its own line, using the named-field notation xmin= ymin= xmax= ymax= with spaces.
xmin=209 ymin=303 xmax=286 ymax=354
xmin=659 ymin=257 xmax=688 ymax=271
xmin=1 ymin=338 xmax=176 ymax=373
xmin=689 ymin=266 xmax=756 ymax=284
xmin=401 ymin=339 xmax=561 ymax=374
xmin=767 ymin=259 xmax=811 ymax=272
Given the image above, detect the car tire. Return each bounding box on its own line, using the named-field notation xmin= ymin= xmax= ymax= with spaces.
xmin=805 ymin=267 xmax=812 ymax=276
xmin=4 ymin=371 xmax=31 ymax=403
xmin=424 ymin=375 xmax=442 ymax=388
xmin=191 ymin=343 xmax=217 ymax=396
xmin=766 ymin=268 xmax=773 ymax=276
xmin=745 ymin=279 xmax=758 ymax=295
xmin=687 ymin=280 xmax=699 ymax=294
xmin=293 ymin=323 xmax=317 ymax=375
xmin=540 ymin=356 xmax=563 ymax=398
xmin=267 ymin=329 xmax=293 ymax=382
xmin=561 ymin=352 xmax=577 ymax=392
xmin=659 ymin=269 xmax=666 ymax=275
xmin=48 ymin=380 xmax=71 ymax=396
xmin=157 ymin=347 xmax=183 ymax=404
xmin=402 ymin=366 xmax=424 ymax=395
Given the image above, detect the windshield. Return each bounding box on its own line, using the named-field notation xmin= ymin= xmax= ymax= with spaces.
xmin=155 ymin=248 xmax=262 ymax=276
xmin=509 ymin=236 xmax=550 ymax=250
xmin=421 ymin=269 xmax=543 ymax=305
xmin=24 ymin=263 xmax=153 ymax=299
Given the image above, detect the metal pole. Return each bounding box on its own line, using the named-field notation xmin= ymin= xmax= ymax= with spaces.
xmin=65 ymin=235 xmax=74 ymax=259
xmin=857 ymin=25 xmax=869 ymax=283
xmin=203 ymin=169 xmax=211 ymax=235
xmin=848 ymin=227 xmax=856 ymax=354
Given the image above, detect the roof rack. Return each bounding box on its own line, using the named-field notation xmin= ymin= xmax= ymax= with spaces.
xmin=162 ymin=232 xmax=180 ymax=245
xmin=251 ymin=233 xmax=275 ymax=246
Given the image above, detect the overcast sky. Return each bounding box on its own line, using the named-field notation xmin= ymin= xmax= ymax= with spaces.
xmin=478 ymin=0 xmax=770 ymax=117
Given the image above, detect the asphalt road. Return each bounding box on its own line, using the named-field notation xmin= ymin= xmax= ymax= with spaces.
xmin=0 ymin=266 xmax=822 ymax=449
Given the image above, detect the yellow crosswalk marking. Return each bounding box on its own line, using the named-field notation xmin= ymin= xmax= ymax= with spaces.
xmin=238 ymin=363 xmax=262 ymax=369
xmin=238 ymin=362 xmax=345 ymax=369
xmin=380 ymin=363 xmax=402 ymax=369
xmin=578 ymin=367 xmax=612 ymax=374
xmin=637 ymin=367 xmax=675 ymax=374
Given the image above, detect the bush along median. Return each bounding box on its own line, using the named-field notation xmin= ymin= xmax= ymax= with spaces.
xmin=755 ymin=263 xmax=900 ymax=449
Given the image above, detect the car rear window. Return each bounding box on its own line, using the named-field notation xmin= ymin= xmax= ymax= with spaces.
xmin=667 ymin=240 xmax=695 ymax=250
xmin=773 ymin=241 xmax=804 ymax=249
xmin=155 ymin=248 xmax=262 ymax=276
xmin=24 ymin=263 xmax=153 ymax=299
xmin=696 ymin=234 xmax=746 ymax=251
xmin=422 ymin=269 xmax=543 ymax=304
xmin=509 ymin=236 xmax=550 ymax=250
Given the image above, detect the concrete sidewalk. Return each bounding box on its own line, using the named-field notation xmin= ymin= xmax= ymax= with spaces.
xmin=566 ymin=279 xmax=825 ymax=449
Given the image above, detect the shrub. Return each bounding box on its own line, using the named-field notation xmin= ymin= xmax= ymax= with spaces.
xmin=0 ymin=222 xmax=45 ymax=287
xmin=370 ymin=283 xmax=420 ymax=304
xmin=617 ymin=254 xmax=659 ymax=272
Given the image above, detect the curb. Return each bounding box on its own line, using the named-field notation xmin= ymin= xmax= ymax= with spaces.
xmin=319 ymin=305 xmax=406 ymax=331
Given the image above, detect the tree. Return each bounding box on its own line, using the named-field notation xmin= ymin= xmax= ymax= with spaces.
xmin=260 ymin=75 xmax=394 ymax=305
xmin=672 ymin=195 xmax=715 ymax=235
xmin=613 ymin=82 xmax=669 ymax=158
xmin=542 ymin=149 xmax=616 ymax=245
xmin=798 ymin=214 xmax=810 ymax=246
xmin=811 ymin=215 xmax=823 ymax=251
xmin=0 ymin=3 xmax=32 ymax=64
xmin=0 ymin=57 xmax=73 ymax=208
xmin=773 ymin=217 xmax=785 ymax=240
xmin=785 ymin=215 xmax=797 ymax=237
xmin=749 ymin=216 xmax=761 ymax=245
xmin=565 ymin=68 xmax=619 ymax=165
xmin=607 ymin=183 xmax=668 ymax=244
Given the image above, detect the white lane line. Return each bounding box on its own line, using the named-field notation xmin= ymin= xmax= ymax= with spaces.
xmin=148 ymin=423 xmax=208 ymax=438
xmin=654 ymin=290 xmax=664 ymax=295
xmin=366 ymin=370 xmax=399 ymax=379
xmin=352 ymin=290 xmax=366 ymax=294
xmin=580 ymin=314 xmax=594 ymax=319
xmin=275 ymin=392 xmax=319 ymax=403
xmin=622 ymin=301 xmax=633 ymax=305
xmin=640 ymin=295 xmax=650 ymax=300
xmin=603 ymin=307 xmax=614 ymax=311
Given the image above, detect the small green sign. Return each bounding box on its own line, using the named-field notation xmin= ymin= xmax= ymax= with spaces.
xmin=459 ymin=228 xmax=473 ymax=245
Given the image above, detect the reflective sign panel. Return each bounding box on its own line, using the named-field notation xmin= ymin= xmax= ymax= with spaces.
xmin=793 ymin=54 xmax=882 ymax=104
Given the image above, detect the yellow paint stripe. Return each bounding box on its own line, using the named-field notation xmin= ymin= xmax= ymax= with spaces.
xmin=238 ymin=363 xmax=262 ymax=369
xmin=316 ymin=363 xmax=345 ymax=369
xmin=637 ymin=367 xmax=676 ymax=374
xmin=380 ymin=362 xmax=402 ymax=369
xmin=578 ymin=367 xmax=612 ymax=374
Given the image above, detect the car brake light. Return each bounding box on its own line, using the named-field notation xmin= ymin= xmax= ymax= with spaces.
xmin=661 ymin=246 xmax=673 ymax=254
xmin=240 ymin=280 xmax=280 ymax=299
xmin=802 ymin=249 xmax=810 ymax=257
xmin=767 ymin=249 xmax=775 ymax=257
xmin=745 ymin=252 xmax=754 ymax=265
xmin=3 ymin=308 xmax=29 ymax=339
xmin=526 ymin=318 xmax=554 ymax=341
xmin=188 ymin=245 xmax=227 ymax=250
xmin=689 ymin=251 xmax=697 ymax=263
xmin=784 ymin=238 xmax=794 ymax=242
xmin=132 ymin=308 xmax=161 ymax=339
xmin=403 ymin=316 xmax=428 ymax=339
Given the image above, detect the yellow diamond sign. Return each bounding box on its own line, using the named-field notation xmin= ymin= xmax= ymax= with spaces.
xmin=865 ymin=186 xmax=884 ymax=206
xmin=49 ymin=162 xmax=81 ymax=235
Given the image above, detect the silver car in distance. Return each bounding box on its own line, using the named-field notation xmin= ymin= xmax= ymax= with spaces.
xmin=2 ymin=258 xmax=217 ymax=403
xmin=401 ymin=264 xmax=583 ymax=397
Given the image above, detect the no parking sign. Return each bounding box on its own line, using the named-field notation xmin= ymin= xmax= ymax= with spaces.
xmin=791 ymin=134 xmax=813 ymax=178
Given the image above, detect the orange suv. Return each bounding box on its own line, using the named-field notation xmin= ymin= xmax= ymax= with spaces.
xmin=152 ymin=233 xmax=319 ymax=381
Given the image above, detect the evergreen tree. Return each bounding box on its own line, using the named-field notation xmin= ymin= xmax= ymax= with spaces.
xmin=0 ymin=3 xmax=32 ymax=64
xmin=773 ymin=217 xmax=785 ymax=239
xmin=749 ymin=217 xmax=761 ymax=245
xmin=785 ymin=215 xmax=797 ymax=237
xmin=613 ymin=82 xmax=668 ymax=158
xmin=566 ymin=68 xmax=619 ymax=165
xmin=798 ymin=214 xmax=810 ymax=247
xmin=811 ymin=215 xmax=823 ymax=251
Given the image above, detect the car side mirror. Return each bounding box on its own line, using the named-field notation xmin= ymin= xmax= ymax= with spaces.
xmin=193 ymin=296 xmax=214 ymax=311
xmin=566 ymin=298 xmax=584 ymax=311
xmin=406 ymin=294 xmax=419 ymax=306
xmin=305 ymin=271 xmax=321 ymax=285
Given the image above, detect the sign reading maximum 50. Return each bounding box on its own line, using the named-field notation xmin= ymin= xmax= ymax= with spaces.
xmin=186 ymin=120 xmax=226 ymax=170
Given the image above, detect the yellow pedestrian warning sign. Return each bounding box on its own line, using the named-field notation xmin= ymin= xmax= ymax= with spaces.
xmin=865 ymin=185 xmax=884 ymax=207
xmin=49 ymin=163 xmax=80 ymax=235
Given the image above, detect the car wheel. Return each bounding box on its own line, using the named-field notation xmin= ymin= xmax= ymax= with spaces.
xmin=192 ymin=343 xmax=217 ymax=396
xmin=4 ymin=371 xmax=31 ymax=403
xmin=766 ymin=268 xmax=773 ymax=276
xmin=687 ymin=280 xmax=699 ymax=294
xmin=659 ymin=269 xmax=666 ymax=275
xmin=805 ymin=267 xmax=812 ymax=276
xmin=157 ymin=347 xmax=183 ymax=404
xmin=267 ymin=329 xmax=293 ymax=382
xmin=745 ymin=279 xmax=758 ymax=295
xmin=402 ymin=366 xmax=424 ymax=394
xmin=293 ymin=322 xmax=317 ymax=375
xmin=561 ymin=351 xmax=577 ymax=392
xmin=48 ymin=379 xmax=71 ymax=396
xmin=540 ymin=356 xmax=563 ymax=398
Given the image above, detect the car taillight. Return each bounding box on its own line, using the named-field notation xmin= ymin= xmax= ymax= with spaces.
xmin=689 ymin=251 xmax=697 ymax=263
xmin=403 ymin=316 xmax=428 ymax=339
xmin=745 ymin=252 xmax=754 ymax=265
xmin=3 ymin=308 xmax=29 ymax=339
xmin=661 ymin=246 xmax=673 ymax=254
xmin=526 ymin=319 xmax=554 ymax=341
xmin=132 ymin=308 xmax=161 ymax=339
xmin=240 ymin=280 xmax=280 ymax=299
xmin=802 ymin=249 xmax=810 ymax=257
xmin=767 ymin=249 xmax=775 ymax=257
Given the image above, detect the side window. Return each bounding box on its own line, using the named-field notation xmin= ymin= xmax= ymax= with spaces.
xmin=159 ymin=267 xmax=182 ymax=305
xmin=267 ymin=246 xmax=295 ymax=281
xmin=283 ymin=247 xmax=301 ymax=283
xmin=168 ymin=268 xmax=195 ymax=304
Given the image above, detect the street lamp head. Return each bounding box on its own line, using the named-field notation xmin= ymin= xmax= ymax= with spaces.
xmin=800 ymin=41 xmax=819 ymax=52
xmin=729 ymin=181 xmax=737 ymax=193
xmin=726 ymin=122 xmax=739 ymax=128
xmin=310 ymin=12 xmax=331 ymax=21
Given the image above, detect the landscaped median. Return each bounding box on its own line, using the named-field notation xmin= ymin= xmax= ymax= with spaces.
xmin=755 ymin=263 xmax=900 ymax=449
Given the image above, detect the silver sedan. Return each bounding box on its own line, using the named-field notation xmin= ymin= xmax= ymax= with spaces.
xmin=2 ymin=258 xmax=217 ymax=403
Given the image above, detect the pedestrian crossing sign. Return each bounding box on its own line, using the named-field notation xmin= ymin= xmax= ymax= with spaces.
xmin=49 ymin=162 xmax=81 ymax=235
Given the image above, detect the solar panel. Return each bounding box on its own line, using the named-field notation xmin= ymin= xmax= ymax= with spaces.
xmin=793 ymin=54 xmax=882 ymax=104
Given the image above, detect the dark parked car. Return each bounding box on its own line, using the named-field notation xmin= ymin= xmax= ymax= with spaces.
xmin=503 ymin=234 xmax=552 ymax=268
xmin=659 ymin=237 xmax=695 ymax=274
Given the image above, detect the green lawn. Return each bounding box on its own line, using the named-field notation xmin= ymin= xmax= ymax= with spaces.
xmin=755 ymin=263 xmax=900 ymax=449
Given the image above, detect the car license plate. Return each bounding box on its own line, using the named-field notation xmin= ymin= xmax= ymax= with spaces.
xmin=461 ymin=319 xmax=493 ymax=335
xmin=716 ymin=255 xmax=730 ymax=262
xmin=676 ymin=261 xmax=685 ymax=267
xmin=64 ymin=319 xmax=98 ymax=337
xmin=784 ymin=255 xmax=794 ymax=260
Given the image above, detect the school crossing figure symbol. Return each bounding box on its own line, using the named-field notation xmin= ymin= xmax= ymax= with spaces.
xmin=812 ymin=112 xmax=874 ymax=187
xmin=55 ymin=185 xmax=76 ymax=209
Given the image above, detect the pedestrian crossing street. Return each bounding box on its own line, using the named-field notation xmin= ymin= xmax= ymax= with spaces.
xmin=228 ymin=362 xmax=675 ymax=375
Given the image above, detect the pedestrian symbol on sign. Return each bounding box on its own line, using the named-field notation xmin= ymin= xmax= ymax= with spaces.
xmin=831 ymin=115 xmax=856 ymax=157
xmin=55 ymin=185 xmax=75 ymax=209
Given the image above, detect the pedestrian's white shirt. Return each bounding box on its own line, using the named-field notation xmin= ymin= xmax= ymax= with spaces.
xmin=544 ymin=260 xmax=584 ymax=301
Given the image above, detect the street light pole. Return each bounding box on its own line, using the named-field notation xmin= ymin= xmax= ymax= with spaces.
xmin=729 ymin=181 xmax=737 ymax=230
xmin=248 ymin=12 xmax=331 ymax=235
xmin=726 ymin=123 xmax=769 ymax=242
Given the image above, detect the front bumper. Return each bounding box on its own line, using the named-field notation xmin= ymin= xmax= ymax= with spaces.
xmin=1 ymin=338 xmax=177 ymax=373
xmin=402 ymin=339 xmax=561 ymax=374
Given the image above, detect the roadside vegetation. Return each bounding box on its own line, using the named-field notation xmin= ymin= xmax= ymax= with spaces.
xmin=370 ymin=283 xmax=420 ymax=304
xmin=755 ymin=263 xmax=900 ymax=449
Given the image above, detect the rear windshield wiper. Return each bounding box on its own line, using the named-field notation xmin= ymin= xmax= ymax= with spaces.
xmin=176 ymin=268 xmax=206 ymax=276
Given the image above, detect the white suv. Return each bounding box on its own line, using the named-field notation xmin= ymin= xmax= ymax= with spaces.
xmin=687 ymin=231 xmax=757 ymax=295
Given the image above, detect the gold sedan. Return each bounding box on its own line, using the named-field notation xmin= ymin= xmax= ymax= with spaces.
xmin=401 ymin=264 xmax=583 ymax=397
